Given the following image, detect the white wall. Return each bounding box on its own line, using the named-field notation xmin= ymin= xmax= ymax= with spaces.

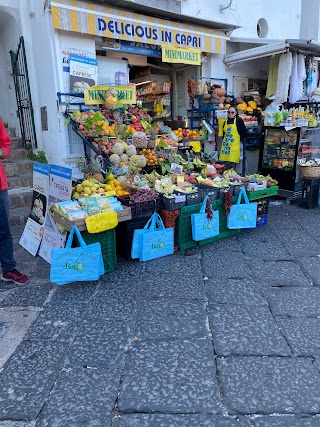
xmin=181 ymin=0 xmax=302 ymax=40
xmin=0 ymin=4 xmax=21 ymax=129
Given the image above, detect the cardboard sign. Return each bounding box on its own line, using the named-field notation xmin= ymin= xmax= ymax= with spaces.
xmin=84 ymin=85 xmax=136 ymax=106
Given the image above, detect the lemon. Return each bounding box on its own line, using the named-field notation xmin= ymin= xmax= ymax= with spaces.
xmin=83 ymin=187 xmax=91 ymax=195
xmin=76 ymin=184 xmax=83 ymax=192
xmin=98 ymin=188 xmax=105 ymax=194
xmin=107 ymin=174 xmax=114 ymax=180
xmin=93 ymin=183 xmax=100 ymax=189
xmin=73 ymin=192 xmax=80 ymax=199
xmin=82 ymin=180 xmax=91 ymax=187
xmin=104 ymin=184 xmax=112 ymax=191
xmin=117 ymin=190 xmax=124 ymax=197
xmin=91 ymin=187 xmax=97 ymax=193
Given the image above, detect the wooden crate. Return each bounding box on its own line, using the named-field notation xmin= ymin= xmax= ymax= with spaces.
xmin=51 ymin=206 xmax=132 ymax=232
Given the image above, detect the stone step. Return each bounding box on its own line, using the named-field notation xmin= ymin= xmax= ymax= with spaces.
xmin=9 ymin=206 xmax=30 ymax=227
xmin=6 ymin=128 xmax=16 ymax=138
xmin=3 ymin=159 xmax=33 ymax=177
xmin=10 ymin=138 xmax=23 ymax=149
xmin=7 ymin=173 xmax=33 ymax=189
xmin=8 ymin=187 xmax=33 ymax=209
xmin=8 ymin=147 xmax=31 ymax=161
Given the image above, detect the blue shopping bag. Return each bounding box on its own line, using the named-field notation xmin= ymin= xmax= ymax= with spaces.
xmin=138 ymin=213 xmax=174 ymax=262
xmin=191 ymin=195 xmax=220 ymax=241
xmin=227 ymin=188 xmax=257 ymax=229
xmin=50 ymin=226 xmax=105 ymax=285
xmin=131 ymin=214 xmax=155 ymax=259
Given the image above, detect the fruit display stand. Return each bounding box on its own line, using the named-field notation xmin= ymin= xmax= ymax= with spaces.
xmin=177 ymin=198 xmax=241 ymax=251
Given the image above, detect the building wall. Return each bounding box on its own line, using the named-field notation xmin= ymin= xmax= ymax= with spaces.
xmin=181 ymin=0 xmax=302 ymax=40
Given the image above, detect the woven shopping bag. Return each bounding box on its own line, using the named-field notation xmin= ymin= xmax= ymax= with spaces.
xmin=50 ymin=226 xmax=105 ymax=285
xmin=227 ymin=188 xmax=257 ymax=229
xmin=191 ymin=195 xmax=220 ymax=241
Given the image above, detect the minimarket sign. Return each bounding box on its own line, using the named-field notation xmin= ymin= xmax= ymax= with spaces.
xmin=51 ymin=0 xmax=227 ymax=55
xmin=84 ymin=85 xmax=136 ymax=106
xmin=162 ymin=45 xmax=201 ymax=66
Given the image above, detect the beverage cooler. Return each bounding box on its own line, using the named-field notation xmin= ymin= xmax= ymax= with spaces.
xmin=258 ymin=126 xmax=320 ymax=203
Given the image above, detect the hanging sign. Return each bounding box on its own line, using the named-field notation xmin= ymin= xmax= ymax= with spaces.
xmin=84 ymin=85 xmax=136 ymax=107
xmin=69 ymin=54 xmax=98 ymax=93
xmin=162 ymin=45 xmax=201 ymax=65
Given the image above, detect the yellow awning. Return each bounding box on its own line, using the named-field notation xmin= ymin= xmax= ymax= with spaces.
xmin=51 ymin=0 xmax=227 ymax=54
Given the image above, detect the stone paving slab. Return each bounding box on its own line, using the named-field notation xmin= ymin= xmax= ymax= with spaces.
xmin=277 ymin=317 xmax=320 ymax=355
xmin=205 ymin=279 xmax=265 ymax=305
xmin=249 ymin=260 xmax=310 ymax=287
xmin=202 ymin=236 xmax=242 ymax=253
xmin=208 ymin=304 xmax=290 ymax=356
xmin=134 ymin=300 xmax=208 ymax=340
xmin=0 ymin=281 xmax=53 ymax=308
xmin=36 ymin=367 xmax=119 ymax=427
xmin=202 ymin=251 xmax=251 ymax=279
xmin=118 ymin=339 xmax=221 ymax=414
xmin=239 ymin=237 xmax=292 ymax=261
xmin=0 ymin=322 xmax=7 ymax=339
xmin=264 ymin=288 xmax=320 ymax=317
xmin=85 ymin=296 xmax=137 ymax=320
xmin=217 ymin=356 xmax=320 ymax=414
xmin=47 ymin=281 xmax=99 ymax=306
xmin=112 ymin=414 xmax=251 ymax=426
xmin=253 ymin=415 xmax=320 ymax=426
xmin=64 ymin=328 xmax=127 ymax=369
xmin=298 ymin=257 xmax=320 ymax=286
xmin=138 ymin=272 xmax=205 ymax=301
xmin=0 ymin=340 xmax=71 ymax=421
xmin=143 ymin=253 xmax=202 ymax=274
xmin=280 ymin=235 xmax=320 ymax=258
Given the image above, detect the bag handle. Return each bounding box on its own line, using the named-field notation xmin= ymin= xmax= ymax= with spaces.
xmin=143 ymin=214 xmax=156 ymax=231
xmin=200 ymin=195 xmax=209 ymax=213
xmin=65 ymin=226 xmax=87 ymax=249
xmin=149 ymin=213 xmax=165 ymax=231
xmin=236 ymin=188 xmax=250 ymax=205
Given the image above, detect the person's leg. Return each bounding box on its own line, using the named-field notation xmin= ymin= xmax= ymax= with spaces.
xmin=0 ymin=189 xmax=16 ymax=274
xmin=0 ymin=189 xmax=30 ymax=285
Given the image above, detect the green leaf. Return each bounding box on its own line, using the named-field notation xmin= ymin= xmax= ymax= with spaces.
xmin=64 ymin=117 xmax=70 ymax=126
xmin=168 ymin=156 xmax=174 ymax=164
xmin=174 ymin=157 xmax=180 ymax=165
xmin=165 ymin=164 xmax=171 ymax=173
xmin=161 ymin=165 xmax=166 ymax=175
xmin=93 ymin=111 xmax=103 ymax=122
xmin=158 ymin=140 xmax=168 ymax=149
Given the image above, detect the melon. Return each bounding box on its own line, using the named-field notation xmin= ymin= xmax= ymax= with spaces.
xmin=112 ymin=142 xmax=124 ymax=155
xmin=109 ymin=153 xmax=121 ymax=165
xmin=126 ymin=145 xmax=137 ymax=157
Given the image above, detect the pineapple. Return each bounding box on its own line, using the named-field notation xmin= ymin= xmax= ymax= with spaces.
xmin=77 ymin=157 xmax=104 ymax=183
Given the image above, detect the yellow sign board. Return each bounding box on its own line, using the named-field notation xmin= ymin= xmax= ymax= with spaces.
xmin=162 ymin=45 xmax=201 ymax=66
xmin=84 ymin=85 xmax=136 ymax=106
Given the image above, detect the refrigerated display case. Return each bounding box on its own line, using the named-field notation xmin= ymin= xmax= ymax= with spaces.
xmin=258 ymin=126 xmax=301 ymax=201
xmin=259 ymin=126 xmax=320 ymax=202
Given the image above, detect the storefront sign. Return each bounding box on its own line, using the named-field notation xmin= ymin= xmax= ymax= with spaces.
xmin=84 ymin=85 xmax=136 ymax=106
xmin=162 ymin=45 xmax=201 ymax=65
xmin=20 ymin=163 xmax=50 ymax=256
xmin=102 ymin=39 xmax=162 ymax=57
xmin=51 ymin=0 xmax=227 ymax=54
xmin=69 ymin=54 xmax=98 ymax=93
xmin=39 ymin=165 xmax=72 ymax=264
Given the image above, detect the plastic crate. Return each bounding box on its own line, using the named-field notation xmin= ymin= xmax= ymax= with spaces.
xmin=116 ymin=213 xmax=152 ymax=261
xmin=159 ymin=209 xmax=180 ymax=251
xmin=196 ymin=184 xmax=220 ymax=202
xmin=299 ymin=178 xmax=320 ymax=209
xmin=129 ymin=197 xmax=162 ymax=216
xmin=177 ymin=198 xmax=241 ymax=251
xmin=72 ymin=228 xmax=117 ymax=273
xmin=256 ymin=214 xmax=268 ymax=227
xmin=174 ymin=190 xmax=202 ymax=206
xmin=163 ymin=195 xmax=186 ymax=211
xmin=246 ymin=186 xmax=279 ymax=201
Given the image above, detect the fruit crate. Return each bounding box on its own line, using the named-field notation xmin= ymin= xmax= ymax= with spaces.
xmin=72 ymin=228 xmax=117 ymax=273
xmin=256 ymin=213 xmax=268 ymax=227
xmin=299 ymin=178 xmax=320 ymax=209
xmin=246 ymin=186 xmax=279 ymax=201
xmin=120 ymin=195 xmax=162 ymax=216
xmin=174 ymin=190 xmax=202 ymax=206
xmin=159 ymin=209 xmax=180 ymax=251
xmin=177 ymin=198 xmax=241 ymax=251
xmin=116 ymin=213 xmax=152 ymax=260
xmin=196 ymin=184 xmax=220 ymax=202
xmin=162 ymin=195 xmax=186 ymax=211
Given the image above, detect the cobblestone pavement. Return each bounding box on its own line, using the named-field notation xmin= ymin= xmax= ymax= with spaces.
xmin=0 ymin=202 xmax=320 ymax=426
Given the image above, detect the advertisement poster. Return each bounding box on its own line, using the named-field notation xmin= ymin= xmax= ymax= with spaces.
xmin=39 ymin=165 xmax=73 ymax=264
xmin=69 ymin=54 xmax=98 ymax=93
xmin=19 ymin=163 xmax=50 ymax=256
xmin=61 ymin=48 xmax=95 ymax=93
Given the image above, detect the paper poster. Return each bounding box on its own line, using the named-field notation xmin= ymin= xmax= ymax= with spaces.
xmin=39 ymin=165 xmax=72 ymax=264
xmin=19 ymin=163 xmax=50 ymax=256
xmin=69 ymin=54 xmax=98 ymax=93
xmin=61 ymin=48 xmax=95 ymax=93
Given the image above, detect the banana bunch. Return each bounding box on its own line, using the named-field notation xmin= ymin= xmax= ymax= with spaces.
xmin=193 ymin=156 xmax=206 ymax=168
